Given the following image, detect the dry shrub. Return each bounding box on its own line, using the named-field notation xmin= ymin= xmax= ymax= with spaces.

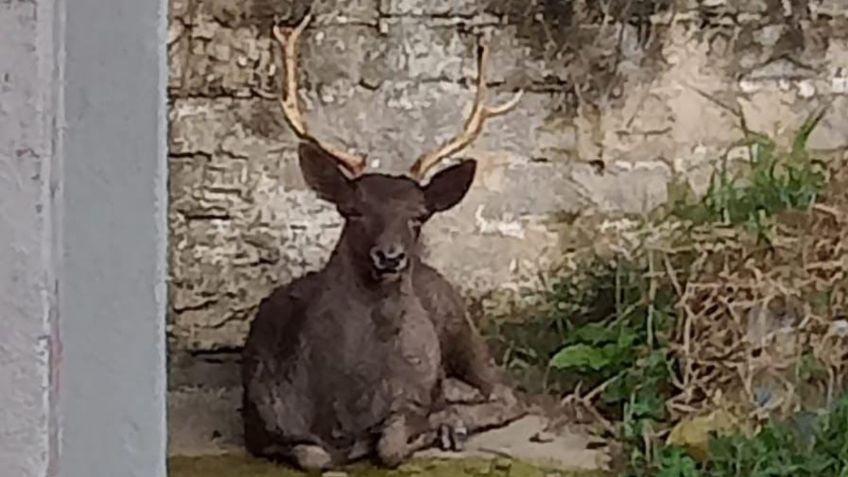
xmin=551 ymin=156 xmax=848 ymax=435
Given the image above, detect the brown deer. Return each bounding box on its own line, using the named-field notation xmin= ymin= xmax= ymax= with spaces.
xmin=241 ymin=14 xmax=525 ymax=471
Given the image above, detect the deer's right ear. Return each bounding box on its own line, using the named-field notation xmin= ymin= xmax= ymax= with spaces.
xmin=298 ymin=141 xmax=356 ymax=207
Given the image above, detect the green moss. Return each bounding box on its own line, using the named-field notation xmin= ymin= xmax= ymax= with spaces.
xmin=168 ymin=454 xmax=607 ymax=477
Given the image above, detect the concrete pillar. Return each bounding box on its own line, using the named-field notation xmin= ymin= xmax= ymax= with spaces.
xmin=0 ymin=1 xmax=65 ymax=475
xmin=0 ymin=0 xmax=168 ymax=475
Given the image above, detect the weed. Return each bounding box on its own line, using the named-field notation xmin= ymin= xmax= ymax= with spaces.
xmin=547 ymin=259 xmax=677 ymax=415
xmin=485 ymin=111 xmax=833 ymax=477
xmin=667 ymin=109 xmax=827 ymax=238
xmin=647 ymin=394 xmax=848 ymax=477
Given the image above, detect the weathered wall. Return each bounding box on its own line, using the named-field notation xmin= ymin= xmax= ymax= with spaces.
xmin=167 ymin=0 xmax=848 ymax=352
xmin=0 ymin=1 xmax=59 ymax=475
xmin=2 ymin=0 xmax=169 ymax=473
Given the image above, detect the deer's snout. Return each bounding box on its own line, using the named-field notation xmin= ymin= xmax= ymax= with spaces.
xmin=369 ymin=244 xmax=408 ymax=273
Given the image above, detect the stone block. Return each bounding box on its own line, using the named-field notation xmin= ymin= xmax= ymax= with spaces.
xmin=168 ymin=21 xmax=190 ymax=94
xmin=422 ymin=207 xmax=561 ymax=293
xmin=481 ymin=161 xmax=585 ymax=217
xmin=298 ymin=25 xmax=388 ymax=87
xmin=808 ymin=96 xmax=848 ymax=151
xmin=686 ymin=0 xmax=768 ymax=15
xmin=179 ymin=16 xmax=275 ymax=97
xmin=571 ymin=161 xmax=672 ymax=214
xmin=812 ymin=0 xmax=848 ymax=17
xmin=480 ymin=25 xmax=570 ymax=86
xmin=169 ymin=155 xmax=210 ymax=218
xmin=170 ymin=0 xmax=191 ymax=23
xmin=169 ymin=98 xmax=295 ymax=157
xmin=185 ymin=0 xmax=306 ymax=28
xmin=380 ymin=18 xmax=475 ymax=82
xmin=178 ymin=20 xmax=391 ymax=98
xmin=311 ymin=0 xmax=379 ymax=24
xmin=379 ymin=0 xmax=483 ymax=17
xmin=186 ymin=0 xmax=378 ymax=28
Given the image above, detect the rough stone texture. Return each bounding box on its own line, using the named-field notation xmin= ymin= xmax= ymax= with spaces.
xmin=3 ymin=0 xmax=168 ymax=475
xmin=167 ymin=0 xmax=848 ymax=353
xmin=0 ymin=2 xmax=58 ymax=476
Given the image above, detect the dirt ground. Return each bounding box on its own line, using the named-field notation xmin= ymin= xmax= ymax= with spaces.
xmin=168 ymin=385 xmax=609 ymax=476
xmin=169 ymin=453 xmax=606 ymax=477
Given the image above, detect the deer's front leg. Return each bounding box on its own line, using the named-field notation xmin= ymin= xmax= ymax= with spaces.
xmin=428 ymin=398 xmax=526 ymax=449
xmin=402 ymin=396 xmax=526 ymax=456
xmin=376 ymin=411 xmax=429 ymax=468
xmin=445 ymin=312 xmax=518 ymax=406
xmin=387 ymin=407 xmax=468 ymax=453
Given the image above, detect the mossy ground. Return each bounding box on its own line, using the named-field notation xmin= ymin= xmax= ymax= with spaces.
xmin=168 ymin=454 xmax=607 ymax=477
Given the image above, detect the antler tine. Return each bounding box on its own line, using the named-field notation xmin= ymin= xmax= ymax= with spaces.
xmin=272 ymin=14 xmax=367 ymax=176
xmin=409 ymin=37 xmax=524 ymax=181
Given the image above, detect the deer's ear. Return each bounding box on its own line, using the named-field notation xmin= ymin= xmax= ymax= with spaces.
xmin=423 ymin=159 xmax=477 ymax=214
xmin=298 ymin=141 xmax=355 ymax=206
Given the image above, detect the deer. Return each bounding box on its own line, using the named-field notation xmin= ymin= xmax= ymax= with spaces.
xmin=241 ymin=13 xmax=526 ymax=472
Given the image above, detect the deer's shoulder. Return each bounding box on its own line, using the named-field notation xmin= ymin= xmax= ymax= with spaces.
xmin=242 ymin=271 xmax=326 ymax=364
xmin=412 ymin=262 xmax=464 ymax=312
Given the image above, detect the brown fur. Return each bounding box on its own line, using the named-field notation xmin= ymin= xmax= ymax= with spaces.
xmin=241 ymin=141 xmax=520 ymax=471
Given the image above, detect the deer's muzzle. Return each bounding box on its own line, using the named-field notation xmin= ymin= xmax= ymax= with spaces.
xmin=370 ymin=244 xmax=408 ymax=274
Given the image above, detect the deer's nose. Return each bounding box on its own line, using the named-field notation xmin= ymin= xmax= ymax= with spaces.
xmin=370 ymin=244 xmax=408 ymax=272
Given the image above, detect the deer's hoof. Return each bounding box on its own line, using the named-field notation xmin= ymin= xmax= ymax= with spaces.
xmin=376 ymin=437 xmax=406 ymax=469
xmin=292 ymin=444 xmax=332 ymax=472
xmin=438 ymin=421 xmax=468 ymax=452
xmin=377 ymin=416 xmax=410 ymax=468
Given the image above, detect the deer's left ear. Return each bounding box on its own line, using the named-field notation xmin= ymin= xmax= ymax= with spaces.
xmin=423 ymin=159 xmax=477 ymax=214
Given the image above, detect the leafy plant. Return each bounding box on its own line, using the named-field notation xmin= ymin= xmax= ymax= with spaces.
xmin=547 ymin=259 xmax=677 ymax=417
xmin=668 ymin=109 xmax=827 ymax=240
xmin=655 ymin=447 xmax=700 ymax=477
xmin=487 ymin=260 xmax=652 ymax=395
xmin=486 ymin=109 xmax=834 ymax=477
xmin=645 ymin=394 xmax=848 ymax=477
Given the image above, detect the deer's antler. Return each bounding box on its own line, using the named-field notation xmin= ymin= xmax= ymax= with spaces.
xmin=272 ymin=14 xmax=367 ymax=176
xmin=409 ymin=37 xmax=524 ymax=181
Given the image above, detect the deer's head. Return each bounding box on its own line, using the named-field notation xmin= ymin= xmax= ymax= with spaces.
xmin=273 ymin=15 xmax=523 ymax=283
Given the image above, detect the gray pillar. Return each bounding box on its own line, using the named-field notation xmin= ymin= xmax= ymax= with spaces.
xmin=0 ymin=0 xmax=168 ymax=475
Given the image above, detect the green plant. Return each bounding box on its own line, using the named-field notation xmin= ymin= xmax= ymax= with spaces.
xmin=485 ymin=109 xmax=834 ymax=477
xmin=646 ymin=394 xmax=848 ymax=477
xmin=543 ymin=258 xmax=681 ymax=475
xmin=668 ymin=109 xmax=827 ymax=240
xmin=487 ymin=260 xmax=651 ymax=395
xmin=655 ymin=447 xmax=700 ymax=477
xmin=546 ymin=259 xmax=677 ymax=414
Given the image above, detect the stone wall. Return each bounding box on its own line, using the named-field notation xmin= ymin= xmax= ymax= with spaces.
xmin=167 ymin=0 xmax=848 ymax=352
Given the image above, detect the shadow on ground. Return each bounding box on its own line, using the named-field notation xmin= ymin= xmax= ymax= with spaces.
xmin=168 ymin=355 xmax=611 ymax=476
